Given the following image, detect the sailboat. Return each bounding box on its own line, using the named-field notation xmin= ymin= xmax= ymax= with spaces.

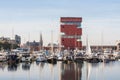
xmin=85 ymin=36 xmax=100 ymax=63
xmin=21 ymin=34 xmax=32 ymax=62
xmin=36 ymin=32 xmax=47 ymax=62
xmin=85 ymin=37 xmax=92 ymax=61
xmin=57 ymin=33 xmax=64 ymax=61
xmin=7 ymin=28 xmax=21 ymax=63
xmin=47 ymin=31 xmax=57 ymax=64
xmin=85 ymin=36 xmax=92 ymax=58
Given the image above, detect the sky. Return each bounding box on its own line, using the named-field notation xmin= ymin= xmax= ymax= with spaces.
xmin=0 ymin=0 xmax=120 ymax=46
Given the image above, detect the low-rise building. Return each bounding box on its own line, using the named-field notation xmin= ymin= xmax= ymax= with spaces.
xmin=26 ymin=41 xmax=41 ymax=51
xmin=0 ymin=35 xmax=21 ymax=50
xmin=82 ymin=45 xmax=117 ymax=52
xmin=116 ymin=40 xmax=120 ymax=51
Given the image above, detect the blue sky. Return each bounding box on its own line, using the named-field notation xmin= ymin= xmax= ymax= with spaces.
xmin=0 ymin=0 xmax=120 ymax=46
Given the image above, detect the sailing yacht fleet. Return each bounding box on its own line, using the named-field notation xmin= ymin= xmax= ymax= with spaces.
xmin=0 ymin=45 xmax=120 ymax=64
xmin=0 ymin=33 xmax=120 ymax=64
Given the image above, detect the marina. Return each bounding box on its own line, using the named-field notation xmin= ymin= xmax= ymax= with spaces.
xmin=0 ymin=0 xmax=120 ymax=80
xmin=0 ymin=47 xmax=120 ymax=80
xmin=0 ymin=45 xmax=119 ymax=80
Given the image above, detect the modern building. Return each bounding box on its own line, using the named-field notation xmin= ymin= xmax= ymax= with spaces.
xmin=15 ymin=35 xmax=21 ymax=45
xmin=60 ymin=17 xmax=82 ymax=49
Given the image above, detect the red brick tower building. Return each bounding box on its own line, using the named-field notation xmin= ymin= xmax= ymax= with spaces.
xmin=60 ymin=17 xmax=82 ymax=49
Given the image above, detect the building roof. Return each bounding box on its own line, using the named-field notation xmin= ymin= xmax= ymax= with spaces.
xmin=60 ymin=17 xmax=82 ymax=22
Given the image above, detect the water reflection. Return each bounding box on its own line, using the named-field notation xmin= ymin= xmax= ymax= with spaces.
xmin=90 ymin=63 xmax=99 ymax=68
xmin=86 ymin=62 xmax=91 ymax=80
xmin=60 ymin=61 xmax=83 ymax=80
xmin=36 ymin=62 xmax=45 ymax=68
xmin=7 ymin=62 xmax=18 ymax=71
xmin=0 ymin=61 xmax=120 ymax=80
xmin=0 ymin=62 xmax=6 ymax=71
xmin=22 ymin=62 xmax=31 ymax=71
xmin=84 ymin=61 xmax=120 ymax=80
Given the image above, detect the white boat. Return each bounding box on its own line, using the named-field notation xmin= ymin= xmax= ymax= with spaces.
xmin=102 ymin=49 xmax=116 ymax=62
xmin=102 ymin=55 xmax=110 ymax=63
xmin=47 ymin=54 xmax=57 ymax=64
xmin=55 ymin=49 xmax=63 ymax=61
xmin=0 ymin=52 xmax=7 ymax=62
xmin=21 ymin=52 xmax=32 ymax=62
xmin=36 ymin=53 xmax=47 ymax=62
xmin=57 ymin=53 xmax=63 ymax=61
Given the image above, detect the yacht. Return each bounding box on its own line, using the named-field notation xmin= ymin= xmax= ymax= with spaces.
xmin=47 ymin=54 xmax=57 ymax=64
xmin=36 ymin=53 xmax=47 ymax=62
xmin=57 ymin=54 xmax=63 ymax=61
xmin=85 ymin=37 xmax=100 ymax=63
xmin=0 ymin=52 xmax=7 ymax=62
xmin=21 ymin=52 xmax=32 ymax=62
xmin=7 ymin=51 xmax=20 ymax=63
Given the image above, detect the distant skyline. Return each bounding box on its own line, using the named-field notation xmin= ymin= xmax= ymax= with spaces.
xmin=0 ymin=0 xmax=120 ymax=46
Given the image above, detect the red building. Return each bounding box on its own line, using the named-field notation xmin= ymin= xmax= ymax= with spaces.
xmin=60 ymin=17 xmax=82 ymax=49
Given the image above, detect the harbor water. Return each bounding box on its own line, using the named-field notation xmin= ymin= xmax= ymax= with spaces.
xmin=0 ymin=61 xmax=120 ymax=80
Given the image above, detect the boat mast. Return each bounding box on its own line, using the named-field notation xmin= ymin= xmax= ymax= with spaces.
xmin=11 ymin=27 xmax=14 ymax=51
xmin=28 ymin=33 xmax=30 ymax=52
xmin=51 ymin=31 xmax=54 ymax=55
xmin=58 ymin=32 xmax=61 ymax=52
xmin=101 ymin=30 xmax=104 ymax=52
